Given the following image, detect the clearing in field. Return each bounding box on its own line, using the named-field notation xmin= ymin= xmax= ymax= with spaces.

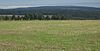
xmin=0 ymin=20 xmax=100 ymax=51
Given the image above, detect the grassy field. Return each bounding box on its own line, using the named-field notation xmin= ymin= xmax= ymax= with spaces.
xmin=0 ymin=20 xmax=100 ymax=51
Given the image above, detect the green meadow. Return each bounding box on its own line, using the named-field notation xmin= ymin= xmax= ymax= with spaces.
xmin=0 ymin=20 xmax=100 ymax=51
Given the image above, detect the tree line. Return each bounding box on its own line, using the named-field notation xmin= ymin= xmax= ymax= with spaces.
xmin=0 ymin=10 xmax=100 ymax=20
xmin=0 ymin=7 xmax=100 ymax=20
xmin=0 ymin=13 xmax=67 ymax=20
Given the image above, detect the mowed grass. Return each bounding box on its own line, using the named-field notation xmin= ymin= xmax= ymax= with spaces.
xmin=0 ymin=20 xmax=100 ymax=51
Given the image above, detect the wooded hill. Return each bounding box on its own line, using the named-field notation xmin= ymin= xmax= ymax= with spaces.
xmin=0 ymin=6 xmax=100 ymax=20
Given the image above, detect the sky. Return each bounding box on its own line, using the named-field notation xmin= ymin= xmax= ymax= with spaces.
xmin=0 ymin=0 xmax=100 ymax=9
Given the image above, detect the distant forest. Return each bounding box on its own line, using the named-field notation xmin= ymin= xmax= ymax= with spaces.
xmin=0 ymin=6 xmax=100 ymax=20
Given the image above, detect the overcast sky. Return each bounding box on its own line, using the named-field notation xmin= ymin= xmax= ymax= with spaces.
xmin=0 ymin=0 xmax=100 ymax=9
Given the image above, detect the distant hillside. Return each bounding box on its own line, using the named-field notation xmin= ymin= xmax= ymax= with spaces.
xmin=13 ymin=6 xmax=100 ymax=11
xmin=0 ymin=6 xmax=100 ymax=20
xmin=0 ymin=6 xmax=100 ymax=14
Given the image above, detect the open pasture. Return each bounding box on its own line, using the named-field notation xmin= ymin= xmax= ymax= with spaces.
xmin=0 ymin=20 xmax=100 ymax=51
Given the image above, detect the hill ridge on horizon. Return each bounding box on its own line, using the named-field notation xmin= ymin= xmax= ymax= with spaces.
xmin=0 ymin=6 xmax=100 ymax=20
xmin=0 ymin=6 xmax=100 ymax=9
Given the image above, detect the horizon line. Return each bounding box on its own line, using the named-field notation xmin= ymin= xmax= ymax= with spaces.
xmin=0 ymin=5 xmax=100 ymax=9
